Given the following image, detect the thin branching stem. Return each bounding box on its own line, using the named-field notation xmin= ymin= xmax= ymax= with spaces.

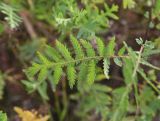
xmin=132 ymin=45 xmax=144 ymax=77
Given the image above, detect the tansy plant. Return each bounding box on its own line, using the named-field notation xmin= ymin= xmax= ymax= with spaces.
xmin=1 ymin=0 xmax=160 ymax=121
xmin=22 ymin=35 xmax=160 ymax=121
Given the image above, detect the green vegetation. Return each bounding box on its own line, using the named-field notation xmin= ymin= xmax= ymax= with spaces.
xmin=0 ymin=0 xmax=160 ymax=121
xmin=0 ymin=111 xmax=7 ymax=121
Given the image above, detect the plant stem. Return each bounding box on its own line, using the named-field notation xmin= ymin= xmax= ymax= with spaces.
xmin=54 ymin=92 xmax=61 ymax=117
xmin=132 ymin=45 xmax=144 ymax=77
xmin=60 ymin=78 xmax=68 ymax=121
xmin=132 ymin=45 xmax=144 ymax=119
xmin=45 ymin=55 xmax=129 ymax=68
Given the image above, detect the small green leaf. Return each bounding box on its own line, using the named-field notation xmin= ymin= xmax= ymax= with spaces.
xmin=25 ymin=63 xmax=41 ymax=78
xmin=92 ymin=84 xmax=112 ymax=92
xmin=38 ymin=67 xmax=48 ymax=82
xmin=81 ymin=39 xmax=95 ymax=57
xmin=114 ymin=57 xmax=122 ymax=67
xmin=53 ymin=66 xmax=63 ymax=85
xmin=122 ymin=58 xmax=134 ymax=84
xmin=96 ymin=37 xmax=105 ymax=56
xmin=22 ymin=80 xmax=37 ymax=93
xmin=105 ymin=4 xmax=119 ymax=20
xmin=118 ymin=46 xmax=126 ymax=56
xmin=123 ymin=0 xmax=136 ymax=9
xmin=87 ymin=60 xmax=96 ymax=86
xmin=144 ymin=41 xmax=155 ymax=49
xmin=0 ymin=3 xmax=22 ymax=29
xmin=56 ymin=41 xmax=73 ymax=61
xmin=70 ymin=35 xmax=84 ymax=59
xmin=105 ymin=36 xmax=116 ymax=57
xmin=37 ymin=81 xmax=49 ymax=100
xmin=45 ymin=45 xmax=61 ymax=62
xmin=37 ymin=52 xmax=51 ymax=64
xmin=67 ymin=65 xmax=76 ymax=88
xmin=77 ymin=63 xmax=88 ymax=91
xmin=136 ymin=37 xmax=143 ymax=45
xmin=103 ymin=58 xmax=110 ymax=79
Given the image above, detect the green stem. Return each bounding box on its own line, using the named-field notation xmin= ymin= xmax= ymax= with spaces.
xmin=132 ymin=45 xmax=144 ymax=77
xmin=44 ymin=55 xmax=129 ymax=68
xmin=60 ymin=79 xmax=68 ymax=121
xmin=132 ymin=45 xmax=144 ymax=119
xmin=54 ymin=92 xmax=61 ymax=117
